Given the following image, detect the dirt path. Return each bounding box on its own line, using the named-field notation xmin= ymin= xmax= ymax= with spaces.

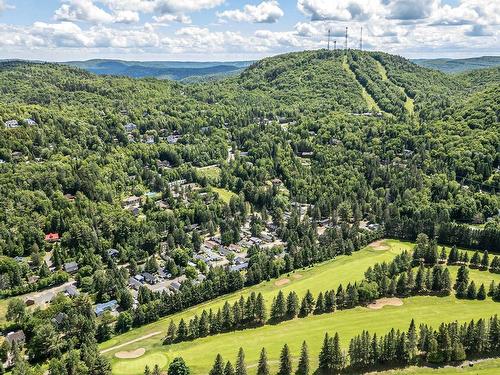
xmin=100 ymin=331 xmax=162 ymax=354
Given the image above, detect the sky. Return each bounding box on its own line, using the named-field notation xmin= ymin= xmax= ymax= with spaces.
xmin=0 ymin=0 xmax=498 ymax=61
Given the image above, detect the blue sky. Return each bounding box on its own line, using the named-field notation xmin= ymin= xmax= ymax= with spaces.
xmin=0 ymin=0 xmax=498 ymax=61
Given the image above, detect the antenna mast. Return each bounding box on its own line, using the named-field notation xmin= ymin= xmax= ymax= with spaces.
xmin=334 ymin=40 xmax=337 ymax=51
xmin=327 ymin=29 xmax=331 ymax=50
xmin=345 ymin=27 xmax=348 ymax=51
xmin=360 ymin=27 xmax=363 ymax=51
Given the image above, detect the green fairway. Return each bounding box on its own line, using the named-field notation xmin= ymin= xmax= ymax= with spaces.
xmin=103 ymin=239 xmax=500 ymax=374
xmin=381 ymin=358 xmax=500 ymax=374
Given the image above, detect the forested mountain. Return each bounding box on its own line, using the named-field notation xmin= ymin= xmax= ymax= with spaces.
xmin=0 ymin=49 xmax=499 ymax=374
xmin=64 ymin=59 xmax=253 ymax=80
xmin=414 ymin=56 xmax=500 ymax=73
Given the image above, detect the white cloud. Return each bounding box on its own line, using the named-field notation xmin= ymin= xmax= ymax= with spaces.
xmin=298 ymin=0 xmax=380 ymax=21
xmin=0 ymin=0 xmax=14 ymax=13
xmin=55 ymin=0 xmax=140 ymax=24
xmin=218 ymin=1 xmax=284 ymax=23
xmin=154 ymin=0 xmax=225 ymax=14
xmin=386 ymin=0 xmax=437 ymax=21
xmin=152 ymin=14 xmax=192 ymax=24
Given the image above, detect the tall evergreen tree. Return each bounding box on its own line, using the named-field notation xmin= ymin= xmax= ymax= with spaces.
xmin=256 ymin=348 xmax=270 ymax=375
xmin=209 ymin=354 xmax=225 ymax=375
xmin=235 ymin=348 xmax=247 ymax=375
xmin=278 ymin=344 xmax=293 ymax=375
xmin=296 ymin=341 xmax=310 ymax=375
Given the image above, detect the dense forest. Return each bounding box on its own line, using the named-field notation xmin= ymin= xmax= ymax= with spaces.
xmin=0 ymin=49 xmax=499 ymax=374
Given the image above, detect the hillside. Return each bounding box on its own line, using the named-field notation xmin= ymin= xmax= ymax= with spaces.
xmin=0 ymin=49 xmax=499 ymax=375
xmin=414 ymin=56 xmax=500 ymax=73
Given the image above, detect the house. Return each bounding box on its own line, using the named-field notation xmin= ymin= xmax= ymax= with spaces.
xmin=107 ymin=248 xmax=119 ymax=257
xmin=300 ymin=151 xmax=314 ymax=157
xmin=65 ymin=285 xmax=79 ymax=297
xmin=11 ymin=151 xmax=23 ymax=160
xmin=367 ymin=223 xmax=382 ymax=231
xmin=167 ymin=135 xmax=180 ymax=144
xmin=122 ymin=195 xmax=141 ymax=207
xmin=142 ymin=272 xmax=157 ymax=285
xmin=64 ymin=193 xmax=76 ymax=201
xmin=129 ymin=277 xmax=142 ymax=290
xmin=94 ymin=300 xmax=118 ymax=316
xmin=169 ymin=280 xmax=182 ymax=292
xmin=134 ymin=274 xmax=145 ymax=282
xmin=6 ymin=330 xmax=25 ymax=345
xmin=52 ymin=312 xmax=68 ymax=327
xmin=45 ymin=233 xmax=60 ymax=242
xmin=229 ymin=263 xmax=249 ymax=272
xmin=25 ymin=119 xmax=37 ymax=126
xmin=124 ymin=123 xmax=137 ymax=132
xmin=234 ymin=256 xmax=247 ymax=265
xmin=144 ymin=135 xmax=155 ymax=144
xmin=64 ymin=261 xmax=79 ymax=274
xmin=4 ymin=120 xmax=19 ymax=128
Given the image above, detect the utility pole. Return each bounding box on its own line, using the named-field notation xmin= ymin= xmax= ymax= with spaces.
xmin=327 ymin=29 xmax=331 ymax=50
xmin=345 ymin=27 xmax=348 ymax=51
xmin=360 ymin=27 xmax=363 ymax=51
xmin=334 ymin=40 xmax=337 ymax=51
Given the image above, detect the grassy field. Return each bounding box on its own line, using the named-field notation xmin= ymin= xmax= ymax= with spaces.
xmin=196 ymin=165 xmax=221 ymax=182
xmin=212 ymin=187 xmax=237 ymax=204
xmin=379 ymin=358 xmax=500 ymax=374
xmin=102 ymin=240 xmax=500 ymax=374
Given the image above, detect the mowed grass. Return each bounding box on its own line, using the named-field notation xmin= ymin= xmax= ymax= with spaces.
xmin=196 ymin=166 xmax=221 ymax=182
xmin=105 ymin=240 xmax=500 ymax=374
xmin=212 ymin=187 xmax=237 ymax=204
xmin=380 ymin=358 xmax=500 ymax=374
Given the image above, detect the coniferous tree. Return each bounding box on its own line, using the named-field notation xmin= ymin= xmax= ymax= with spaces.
xmin=467 ymin=281 xmax=477 ymax=299
xmin=254 ymin=293 xmax=267 ymax=325
xmin=235 ymin=348 xmax=247 ymax=375
xmin=256 ymin=348 xmax=270 ymax=375
xmin=209 ymin=354 xmax=225 ymax=375
xmin=296 ymin=341 xmax=310 ymax=375
xmin=477 ymin=284 xmax=487 ymax=300
xmin=331 ymin=333 xmax=345 ymax=372
xmin=165 ymin=320 xmax=177 ymax=344
xmin=271 ymin=290 xmax=286 ymax=321
xmin=481 ymin=251 xmax=489 ymax=269
xmin=315 ymin=292 xmax=325 ymax=314
xmin=224 ymin=361 xmax=235 ymax=375
xmin=278 ymin=344 xmax=293 ymax=375
xmin=286 ymin=291 xmax=300 ymax=318
xmin=318 ymin=333 xmax=332 ymax=374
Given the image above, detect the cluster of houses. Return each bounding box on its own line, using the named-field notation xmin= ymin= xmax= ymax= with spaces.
xmin=3 ymin=118 xmax=38 ymax=129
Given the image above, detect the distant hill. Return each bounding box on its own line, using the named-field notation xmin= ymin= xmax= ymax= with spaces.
xmin=63 ymin=59 xmax=253 ymax=81
xmin=413 ymin=56 xmax=500 ymax=73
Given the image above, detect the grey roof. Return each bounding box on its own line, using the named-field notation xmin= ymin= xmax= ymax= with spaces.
xmin=64 ymin=261 xmax=79 ymax=273
xmin=94 ymin=300 xmax=118 ymax=316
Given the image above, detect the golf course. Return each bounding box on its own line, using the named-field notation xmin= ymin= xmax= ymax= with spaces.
xmin=99 ymin=240 xmax=500 ymax=374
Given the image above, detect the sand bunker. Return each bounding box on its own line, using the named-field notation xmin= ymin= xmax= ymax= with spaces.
xmin=367 ymin=297 xmax=403 ymax=310
xmin=292 ymin=274 xmax=303 ymax=279
xmin=115 ymin=348 xmax=146 ymax=359
xmin=275 ymin=278 xmax=290 ymax=286
xmin=370 ymin=240 xmax=390 ymax=251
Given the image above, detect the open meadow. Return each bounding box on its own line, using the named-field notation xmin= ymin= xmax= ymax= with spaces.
xmin=101 ymin=240 xmax=500 ymax=375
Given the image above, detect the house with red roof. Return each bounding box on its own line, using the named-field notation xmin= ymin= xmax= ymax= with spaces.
xmin=45 ymin=233 xmax=60 ymax=242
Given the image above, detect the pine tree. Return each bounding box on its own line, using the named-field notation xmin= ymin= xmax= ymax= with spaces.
xmin=331 ymin=333 xmax=345 ymax=371
xmin=441 ymin=268 xmax=452 ymax=294
xmin=318 ymin=333 xmax=332 ymax=374
xmin=224 ymin=361 xmax=235 ymax=375
xmin=144 ymin=365 xmax=151 ymax=375
xmin=471 ymin=251 xmax=481 ymax=268
xmin=256 ymin=348 xmax=270 ymax=375
xmin=481 ymin=250 xmax=489 ymax=269
xmin=254 ymin=293 xmax=267 ymax=325
xmin=407 ymin=319 xmax=418 ymax=363
xmin=210 ymin=354 xmax=225 ymax=375
xmin=165 ymin=320 xmax=177 ymax=344
xmin=477 ymin=284 xmax=487 ymax=300
xmin=286 ymin=291 xmax=299 ymax=318
xmin=153 ymin=365 xmax=161 ymax=375
xmin=439 ymin=247 xmax=447 ymax=263
xmin=467 ymin=281 xmax=477 ymax=299
xmin=278 ymin=344 xmax=292 ymax=375
xmin=271 ymin=290 xmax=286 ymax=321
xmin=415 ymin=265 xmax=425 ymax=293
xmin=296 ymin=341 xmax=310 ymax=375
xmin=315 ymin=292 xmax=325 ymax=314
xmin=177 ymin=318 xmax=188 ymax=341
xmin=235 ymin=348 xmax=247 ymax=375
xmin=456 ymin=281 xmax=468 ymax=298
xmin=451 ymin=341 xmax=466 ymax=361
xmin=448 ymin=246 xmax=458 ymax=264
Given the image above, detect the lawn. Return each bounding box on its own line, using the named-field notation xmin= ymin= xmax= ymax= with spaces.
xmin=212 ymin=187 xmax=237 ymax=204
xmin=104 ymin=239 xmax=500 ymax=374
xmin=196 ymin=166 xmax=221 ymax=182
xmin=381 ymin=358 xmax=500 ymax=374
